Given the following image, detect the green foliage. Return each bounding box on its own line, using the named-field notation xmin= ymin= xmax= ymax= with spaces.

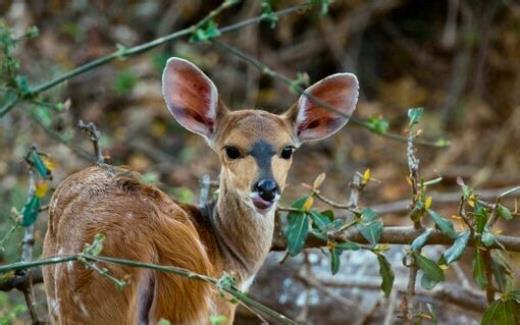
xmin=286 ymin=197 xmax=310 ymax=256
xmin=427 ymin=209 xmax=457 ymax=239
xmin=190 ymin=20 xmax=221 ymax=43
xmin=443 ymin=229 xmax=470 ymax=264
xmin=377 ymin=254 xmax=394 ymax=297
xmin=472 ymin=248 xmax=487 ymax=289
xmin=114 ymin=69 xmax=137 ymax=95
xmin=21 ymin=195 xmax=40 ymax=226
xmin=410 ymin=228 xmax=433 ymax=252
xmin=482 ymin=297 xmax=520 ymax=325
xmin=364 ymin=116 xmax=389 ymax=135
xmin=407 ymin=107 xmax=424 ymax=126
xmin=356 ymin=208 xmax=383 ymax=246
xmin=496 ymin=204 xmax=512 ymax=221
xmin=413 ymin=252 xmax=444 ymax=289
xmin=261 ymin=1 xmax=278 ymax=28
xmin=474 ymin=202 xmax=489 ymax=234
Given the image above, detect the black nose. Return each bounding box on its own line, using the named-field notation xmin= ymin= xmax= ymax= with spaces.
xmin=254 ymin=178 xmax=279 ymax=202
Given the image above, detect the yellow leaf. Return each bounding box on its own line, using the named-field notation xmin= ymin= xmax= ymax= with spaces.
xmin=451 ymin=215 xmax=463 ymax=220
xmin=303 ymin=196 xmax=314 ymax=212
xmin=468 ymin=194 xmax=476 ymax=208
xmin=424 ymin=196 xmax=432 ymax=209
xmin=42 ymin=157 xmax=57 ymax=171
xmin=439 ymin=264 xmax=449 ymax=270
xmin=312 ymin=173 xmax=326 ymax=191
xmin=327 ymin=240 xmax=336 ymax=249
xmin=362 ymin=168 xmax=371 ymax=184
xmin=35 ymin=181 xmax=49 ymax=198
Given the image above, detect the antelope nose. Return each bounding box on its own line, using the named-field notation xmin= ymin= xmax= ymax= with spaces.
xmin=254 ymin=178 xmax=279 ymax=202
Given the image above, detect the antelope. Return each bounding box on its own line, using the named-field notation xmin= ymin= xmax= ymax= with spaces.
xmin=42 ymin=57 xmax=359 ymax=324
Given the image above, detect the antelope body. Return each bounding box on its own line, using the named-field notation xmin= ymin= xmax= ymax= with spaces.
xmin=42 ymin=58 xmax=359 ymax=324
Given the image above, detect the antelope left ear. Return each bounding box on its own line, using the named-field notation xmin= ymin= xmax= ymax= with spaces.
xmin=285 ymin=73 xmax=359 ymax=144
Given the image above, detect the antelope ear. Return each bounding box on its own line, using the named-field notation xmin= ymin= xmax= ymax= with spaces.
xmin=286 ymin=73 xmax=359 ymax=144
xmin=162 ymin=57 xmax=221 ymax=140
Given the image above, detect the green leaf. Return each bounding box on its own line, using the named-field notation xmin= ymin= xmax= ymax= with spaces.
xmin=190 ymin=20 xmax=221 ymax=43
xmin=474 ymin=202 xmax=489 ymax=233
xmin=357 ymin=220 xmax=383 ymax=246
xmin=443 ymin=229 xmax=471 ymax=264
xmin=411 ymin=228 xmax=434 ymax=252
xmin=29 ymin=150 xmax=50 ymax=178
xmin=510 ymin=290 xmax=520 ymax=303
xmin=420 ymin=272 xmax=440 ymax=290
xmin=364 ymin=116 xmax=389 ymax=135
xmin=309 ymin=210 xmax=332 ymax=232
xmin=157 ymin=319 xmax=171 ymax=325
xmin=260 ymin=1 xmax=278 ymax=28
xmin=361 ymin=207 xmax=378 ymax=222
xmin=482 ymin=230 xmax=496 ymax=248
xmin=408 ymin=107 xmax=424 ymax=126
xmin=21 ymin=195 xmax=40 ymax=226
xmin=329 ymin=247 xmax=341 ymax=275
xmin=377 ymin=254 xmax=394 ymax=298
xmin=428 ymin=210 xmax=457 ymax=239
xmin=414 ymin=253 xmax=444 ymax=282
xmin=286 ymin=210 xmax=310 ymax=256
xmin=482 ymin=298 xmax=520 ymax=325
xmin=335 ymin=241 xmax=360 ymax=251
xmin=472 ymin=249 xmax=487 ymax=289
xmin=497 ymin=204 xmax=513 ymax=221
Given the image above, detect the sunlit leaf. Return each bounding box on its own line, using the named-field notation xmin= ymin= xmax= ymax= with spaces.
xmin=411 ymin=228 xmax=434 ymax=252
xmin=497 ymin=204 xmax=512 ymax=221
xmin=312 ymin=172 xmax=326 ymax=190
xmin=482 ymin=230 xmax=496 ymax=248
xmin=357 ymin=220 xmax=383 ymax=246
xmin=443 ymin=229 xmax=471 ymax=264
xmin=302 ymin=196 xmax=314 ymax=212
xmin=209 ymin=314 xmax=227 ymax=325
xmin=83 ymin=233 xmax=106 ymax=256
xmin=428 ymin=210 xmax=457 ymax=239
xmin=361 ymin=207 xmax=378 ymax=222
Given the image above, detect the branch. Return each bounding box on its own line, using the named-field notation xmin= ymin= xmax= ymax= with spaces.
xmin=271 ymin=226 xmax=520 ymax=252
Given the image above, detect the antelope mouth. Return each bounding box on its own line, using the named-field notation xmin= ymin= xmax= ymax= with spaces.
xmin=250 ymin=193 xmax=279 ymax=213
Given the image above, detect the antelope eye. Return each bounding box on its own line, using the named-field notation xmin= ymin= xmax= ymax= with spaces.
xmin=280 ymin=146 xmax=294 ymax=160
xmin=225 ymin=146 xmax=242 ymax=160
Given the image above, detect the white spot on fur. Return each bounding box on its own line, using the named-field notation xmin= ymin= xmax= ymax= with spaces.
xmin=240 ymin=274 xmax=256 ymax=292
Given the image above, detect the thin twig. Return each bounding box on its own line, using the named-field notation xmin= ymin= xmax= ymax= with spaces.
xmin=78 ymin=120 xmax=104 ymax=164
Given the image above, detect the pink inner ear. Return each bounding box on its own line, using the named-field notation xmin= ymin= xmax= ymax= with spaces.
xmin=296 ymin=74 xmax=359 ymax=142
xmin=163 ymin=58 xmax=218 ymax=138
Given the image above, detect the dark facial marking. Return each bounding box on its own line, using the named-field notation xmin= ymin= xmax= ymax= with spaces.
xmin=250 ymin=140 xmax=276 ymax=179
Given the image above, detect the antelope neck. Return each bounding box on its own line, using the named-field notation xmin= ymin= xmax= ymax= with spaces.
xmin=206 ymin=180 xmax=275 ymax=280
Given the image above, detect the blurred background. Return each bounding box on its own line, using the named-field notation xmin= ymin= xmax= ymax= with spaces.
xmin=1 ymin=0 xmax=519 ymax=323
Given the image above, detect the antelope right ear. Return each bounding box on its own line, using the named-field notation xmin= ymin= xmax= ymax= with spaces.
xmin=285 ymin=73 xmax=359 ymax=144
xmin=162 ymin=57 xmax=224 ymax=141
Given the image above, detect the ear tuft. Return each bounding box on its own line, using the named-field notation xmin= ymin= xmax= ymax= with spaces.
xmin=162 ymin=57 xmax=219 ymax=140
xmin=291 ymin=73 xmax=359 ymax=143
